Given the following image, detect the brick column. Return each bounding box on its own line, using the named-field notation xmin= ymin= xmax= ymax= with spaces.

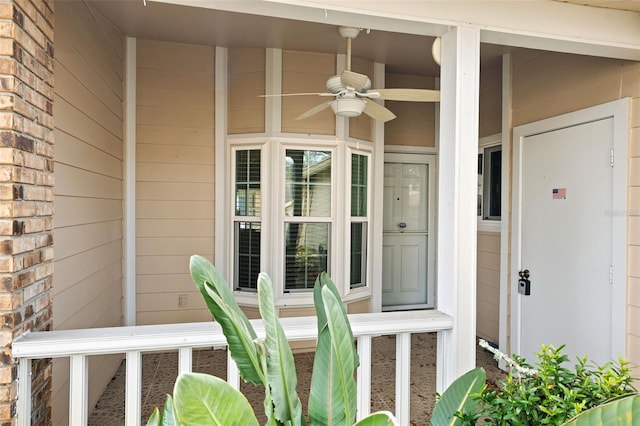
xmin=0 ymin=0 xmax=54 ymax=424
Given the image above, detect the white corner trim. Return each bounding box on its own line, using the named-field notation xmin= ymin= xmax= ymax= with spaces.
xmin=215 ymin=47 xmax=229 ymax=279
xmin=123 ymin=37 xmax=136 ymax=327
xmin=498 ymin=53 xmax=511 ymax=369
xmin=266 ymin=48 xmax=282 ymax=135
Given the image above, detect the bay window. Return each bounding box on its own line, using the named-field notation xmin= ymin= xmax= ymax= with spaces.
xmin=230 ymin=140 xmax=371 ymax=302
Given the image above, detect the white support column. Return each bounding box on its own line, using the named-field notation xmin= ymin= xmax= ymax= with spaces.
xmin=356 ymin=335 xmax=372 ymax=420
xmin=371 ymin=62 xmax=385 ymax=313
xmin=125 ymin=351 xmax=142 ymax=426
xmin=124 ymin=37 xmax=137 ymax=326
xmin=436 ymin=26 xmax=480 ymax=391
xmin=69 ymin=355 xmax=88 ymax=425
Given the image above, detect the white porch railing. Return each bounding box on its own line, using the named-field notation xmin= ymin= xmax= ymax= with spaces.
xmin=12 ymin=310 xmax=453 ymax=426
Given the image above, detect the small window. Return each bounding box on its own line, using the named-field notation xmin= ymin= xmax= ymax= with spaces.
xmin=284 ymin=149 xmax=332 ymax=291
xmin=478 ymin=145 xmax=501 ymax=221
xmin=234 ymin=149 xmax=261 ymax=290
xmin=350 ymin=154 xmax=368 ymax=289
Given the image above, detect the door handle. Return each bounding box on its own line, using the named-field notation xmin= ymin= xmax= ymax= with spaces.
xmin=518 ymin=269 xmax=531 ymax=295
xmin=398 ymin=222 xmax=407 ymax=229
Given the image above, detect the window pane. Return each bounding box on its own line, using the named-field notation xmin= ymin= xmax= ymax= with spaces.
xmin=236 ymin=150 xmax=261 ymax=216
xmin=284 ymin=222 xmax=329 ymax=290
xmin=350 ymin=223 xmax=367 ymax=288
xmin=482 ymin=146 xmax=501 ymax=220
xmin=235 ymin=222 xmax=261 ymax=290
xmin=351 ymin=154 xmax=368 ymax=217
xmin=285 ymin=150 xmax=331 ymax=217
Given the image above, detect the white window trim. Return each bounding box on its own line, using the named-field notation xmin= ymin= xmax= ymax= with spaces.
xmin=228 ymin=137 xmax=374 ymax=307
xmin=478 ymin=133 xmax=502 ymax=233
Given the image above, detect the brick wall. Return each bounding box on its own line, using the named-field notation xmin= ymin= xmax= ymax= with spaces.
xmin=0 ymin=0 xmax=54 ymax=424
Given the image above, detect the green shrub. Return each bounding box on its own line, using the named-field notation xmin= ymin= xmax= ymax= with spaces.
xmin=465 ymin=344 xmax=637 ymax=425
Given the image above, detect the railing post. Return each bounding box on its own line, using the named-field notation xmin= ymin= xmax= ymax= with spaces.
xmin=125 ymin=351 xmax=142 ymax=426
xmin=227 ymin=350 xmax=240 ymax=390
xmin=395 ymin=333 xmax=411 ymax=425
xmin=17 ymin=358 xmax=31 ymax=426
xmin=69 ymin=355 xmax=88 ymax=425
xmin=356 ymin=335 xmax=372 ymax=420
xmin=179 ymin=347 xmax=193 ymax=375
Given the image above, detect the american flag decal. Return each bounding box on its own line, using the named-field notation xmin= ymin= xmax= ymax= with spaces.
xmin=552 ymin=188 xmax=566 ymax=199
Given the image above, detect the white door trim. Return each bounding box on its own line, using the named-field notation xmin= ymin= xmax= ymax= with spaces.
xmin=383 ymin=152 xmax=437 ymax=311
xmin=509 ymin=98 xmax=629 ymax=360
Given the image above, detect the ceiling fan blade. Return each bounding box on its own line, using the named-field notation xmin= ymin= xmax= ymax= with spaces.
xmin=368 ymin=88 xmax=440 ymax=102
xmin=341 ymin=70 xmax=370 ymax=91
xmin=363 ymin=100 xmax=396 ymax=123
xmin=295 ymin=101 xmax=332 ymax=120
xmin=259 ymin=92 xmax=334 ymax=98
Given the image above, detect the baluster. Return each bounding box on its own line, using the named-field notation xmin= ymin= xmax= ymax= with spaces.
xmin=17 ymin=358 xmax=31 ymax=426
xmin=178 ymin=347 xmax=193 ymax=375
xmin=125 ymin=351 xmax=142 ymax=426
xmin=69 ymin=354 xmax=88 ymax=425
xmin=395 ymin=332 xmax=411 ymax=425
xmin=356 ymin=335 xmax=372 ymax=420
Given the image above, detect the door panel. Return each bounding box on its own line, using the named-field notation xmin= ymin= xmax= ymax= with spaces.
xmin=518 ymin=118 xmax=613 ymax=365
xmin=382 ymin=161 xmax=431 ymax=308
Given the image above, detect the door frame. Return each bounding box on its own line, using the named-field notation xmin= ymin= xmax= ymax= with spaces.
xmin=507 ymin=99 xmax=629 ymax=360
xmin=382 ymin=152 xmax=437 ymax=310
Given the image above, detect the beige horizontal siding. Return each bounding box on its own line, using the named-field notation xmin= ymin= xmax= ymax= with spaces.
xmin=477 ymin=231 xmax=500 ymax=343
xmin=228 ymin=48 xmax=265 ymax=134
xmin=384 ymin=73 xmax=436 ymax=147
xmin=53 ymin=2 xmax=125 ymax=424
xmin=136 ymin=39 xmax=215 ymax=325
xmin=282 ymin=50 xmax=336 ymax=135
xmin=479 ymin=65 xmax=502 ymax=138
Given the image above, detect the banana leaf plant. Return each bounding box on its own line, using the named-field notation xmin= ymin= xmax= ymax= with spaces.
xmin=147 ymin=255 xmax=397 ymax=426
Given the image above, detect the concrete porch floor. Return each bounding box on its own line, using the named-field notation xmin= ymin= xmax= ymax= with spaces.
xmin=88 ymin=333 xmax=505 ymax=425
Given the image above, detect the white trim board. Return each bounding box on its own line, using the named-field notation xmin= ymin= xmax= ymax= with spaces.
xmin=123 ymin=37 xmax=136 ymax=327
xmin=508 ymin=98 xmax=629 ymax=362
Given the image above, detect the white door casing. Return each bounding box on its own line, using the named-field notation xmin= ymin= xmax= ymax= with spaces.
xmin=510 ymin=99 xmax=628 ymax=365
xmin=382 ymin=153 xmax=436 ymax=309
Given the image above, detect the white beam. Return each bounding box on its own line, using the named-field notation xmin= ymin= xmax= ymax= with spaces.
xmin=436 ymin=26 xmax=480 ymax=390
xmin=149 ymin=0 xmax=640 ymax=61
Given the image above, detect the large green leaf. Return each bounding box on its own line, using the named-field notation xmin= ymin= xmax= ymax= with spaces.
xmin=173 ymin=372 xmax=259 ymax=426
xmin=430 ymin=368 xmax=486 ymax=426
xmin=562 ymin=394 xmax=640 ymax=425
xmin=257 ymin=272 xmax=305 ymax=425
xmin=309 ymin=274 xmax=359 ymax=425
xmin=146 ymin=395 xmax=179 ymax=426
xmin=354 ymin=411 xmax=399 ymax=426
xmin=309 ymin=273 xmax=358 ymax=425
xmin=189 ymin=255 xmax=264 ymax=385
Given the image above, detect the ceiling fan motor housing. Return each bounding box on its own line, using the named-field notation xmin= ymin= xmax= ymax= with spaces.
xmin=330 ymin=92 xmax=366 ymax=117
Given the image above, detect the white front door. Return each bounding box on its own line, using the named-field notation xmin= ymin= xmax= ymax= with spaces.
xmin=511 ymin=100 xmax=628 ymax=366
xmin=382 ymin=154 xmax=435 ymax=309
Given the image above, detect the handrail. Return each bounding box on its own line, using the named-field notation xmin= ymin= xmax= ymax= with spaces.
xmin=13 ymin=310 xmax=453 ymax=358
xmin=13 ymin=310 xmax=453 ymax=426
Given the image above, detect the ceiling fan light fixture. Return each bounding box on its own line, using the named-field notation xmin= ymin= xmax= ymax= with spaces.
xmin=330 ymin=98 xmax=366 ymax=117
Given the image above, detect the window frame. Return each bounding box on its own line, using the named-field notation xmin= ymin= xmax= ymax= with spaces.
xmin=478 ymin=133 xmax=502 ymax=232
xmin=228 ymin=137 xmax=374 ymax=306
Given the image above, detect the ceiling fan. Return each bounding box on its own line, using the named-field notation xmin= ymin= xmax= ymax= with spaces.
xmin=264 ymin=26 xmax=440 ymax=123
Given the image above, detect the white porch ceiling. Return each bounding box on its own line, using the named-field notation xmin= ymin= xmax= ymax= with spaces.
xmin=87 ymin=0 xmax=509 ymax=76
xmin=87 ymin=0 xmax=640 ymax=76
